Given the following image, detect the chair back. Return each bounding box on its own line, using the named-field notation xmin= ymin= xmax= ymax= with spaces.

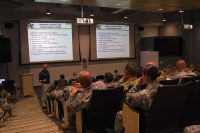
xmin=2 ymin=80 xmax=15 ymax=94
xmin=146 ymin=81 xmax=194 ymax=133
xmin=179 ymin=76 xmax=200 ymax=84
xmin=159 ymin=78 xmax=180 ymax=85
xmin=95 ymin=75 xmax=104 ymax=81
xmin=84 ymin=86 xmax=124 ymax=131
xmin=182 ymin=80 xmax=200 ymax=128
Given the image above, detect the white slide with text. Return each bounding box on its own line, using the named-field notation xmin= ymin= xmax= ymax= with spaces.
xmin=96 ymin=24 xmax=130 ymax=59
xmin=27 ymin=22 xmax=73 ymax=62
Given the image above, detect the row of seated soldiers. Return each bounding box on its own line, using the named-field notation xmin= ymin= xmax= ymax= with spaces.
xmin=43 ymin=59 xmax=198 ymax=132
xmin=0 ymin=85 xmax=13 ymax=127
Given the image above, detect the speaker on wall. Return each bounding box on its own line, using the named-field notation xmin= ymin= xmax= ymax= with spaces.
xmin=138 ymin=26 xmax=144 ymax=31
xmin=4 ymin=23 xmax=13 ymax=29
xmin=0 ymin=38 xmax=12 ymax=63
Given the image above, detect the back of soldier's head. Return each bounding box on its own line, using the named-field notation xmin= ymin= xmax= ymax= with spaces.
xmin=58 ymin=79 xmax=66 ymax=88
xmin=125 ymin=62 xmax=137 ymax=77
xmin=78 ymin=71 xmax=92 ymax=88
xmin=60 ymin=74 xmax=65 ymax=79
xmin=104 ymin=72 xmax=113 ymax=83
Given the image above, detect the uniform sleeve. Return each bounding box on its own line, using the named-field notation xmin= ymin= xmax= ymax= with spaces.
xmin=125 ymin=89 xmax=153 ymax=111
xmin=66 ymin=92 xmax=92 ymax=113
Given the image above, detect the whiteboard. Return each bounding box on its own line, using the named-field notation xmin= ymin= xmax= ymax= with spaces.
xmin=140 ymin=51 xmax=159 ymax=67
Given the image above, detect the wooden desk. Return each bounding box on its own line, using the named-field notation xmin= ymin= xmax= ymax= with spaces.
xmin=20 ymin=73 xmax=34 ymax=97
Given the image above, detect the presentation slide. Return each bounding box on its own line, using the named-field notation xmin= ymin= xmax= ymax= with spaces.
xmin=96 ymin=24 xmax=130 ymax=59
xmin=90 ymin=23 xmax=135 ymax=60
xmin=27 ymin=22 xmax=73 ymax=62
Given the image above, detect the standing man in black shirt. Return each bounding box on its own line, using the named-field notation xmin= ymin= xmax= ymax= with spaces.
xmin=39 ymin=64 xmax=50 ymax=109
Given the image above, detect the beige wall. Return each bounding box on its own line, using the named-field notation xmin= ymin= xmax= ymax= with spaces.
xmin=142 ymin=25 xmax=158 ymax=37
xmin=159 ymin=22 xmax=182 ymax=36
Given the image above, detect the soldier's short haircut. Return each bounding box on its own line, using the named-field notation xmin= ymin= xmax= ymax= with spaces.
xmin=104 ymin=72 xmax=113 ymax=83
xmin=143 ymin=66 xmax=161 ymax=81
xmin=125 ymin=62 xmax=137 ymax=76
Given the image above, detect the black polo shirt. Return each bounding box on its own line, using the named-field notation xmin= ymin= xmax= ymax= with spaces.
xmin=39 ymin=70 xmax=50 ymax=84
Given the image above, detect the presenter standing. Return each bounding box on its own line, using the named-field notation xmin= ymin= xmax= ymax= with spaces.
xmin=39 ymin=64 xmax=50 ymax=109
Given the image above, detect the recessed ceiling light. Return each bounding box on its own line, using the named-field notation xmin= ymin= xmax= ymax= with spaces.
xmin=158 ymin=8 xmax=163 ymax=11
xmin=46 ymin=12 xmax=51 ymax=15
xmin=115 ymin=3 xmax=122 ymax=6
xmin=90 ymin=14 xmax=94 ymax=17
xmin=179 ymin=10 xmax=184 ymax=13
xmin=46 ymin=8 xmax=51 ymax=15
xmin=162 ymin=19 xmax=166 ymax=22
xmin=124 ymin=16 xmax=128 ymax=19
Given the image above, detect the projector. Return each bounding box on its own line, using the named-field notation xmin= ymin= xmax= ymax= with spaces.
xmin=76 ymin=18 xmax=94 ymax=25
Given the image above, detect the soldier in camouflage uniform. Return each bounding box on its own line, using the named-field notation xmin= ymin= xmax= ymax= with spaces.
xmin=125 ymin=66 xmax=160 ymax=111
xmin=116 ymin=62 xmax=139 ymax=91
xmin=115 ymin=66 xmax=161 ymax=133
xmin=0 ymin=85 xmax=12 ymax=120
xmin=66 ymin=71 xmax=106 ymax=130
xmin=0 ymin=85 xmax=11 ymax=101
xmin=167 ymin=59 xmax=197 ymax=79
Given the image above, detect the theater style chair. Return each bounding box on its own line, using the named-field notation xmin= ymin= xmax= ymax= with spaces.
xmin=182 ymin=80 xmax=200 ymax=130
xmin=122 ymin=104 xmax=139 ymax=133
xmin=2 ymin=80 xmax=17 ymax=103
xmin=62 ymin=99 xmax=69 ymax=128
xmin=54 ymin=100 xmax=59 ymax=119
xmin=76 ymin=86 xmax=124 ymax=133
xmin=159 ymin=78 xmax=180 ymax=85
xmin=179 ymin=76 xmax=200 ymax=84
xmin=46 ymin=98 xmax=51 ymax=113
xmin=95 ymin=75 xmax=105 ymax=81
xmin=50 ymin=99 xmax=55 ymax=115
xmin=122 ymin=82 xmax=195 ymax=133
xmin=145 ymin=82 xmax=194 ymax=133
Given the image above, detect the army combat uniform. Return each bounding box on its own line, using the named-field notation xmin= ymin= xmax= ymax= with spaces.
xmin=0 ymin=98 xmax=12 ymax=120
xmin=125 ymin=81 xmax=160 ymax=111
xmin=66 ymin=81 xmax=106 ymax=129
xmin=116 ymin=76 xmax=138 ymax=91
xmin=115 ymin=81 xmax=160 ymax=133
xmin=166 ymin=68 xmax=197 ymax=80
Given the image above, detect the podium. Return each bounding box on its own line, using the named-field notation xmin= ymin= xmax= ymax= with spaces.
xmin=20 ymin=73 xmax=34 ymax=97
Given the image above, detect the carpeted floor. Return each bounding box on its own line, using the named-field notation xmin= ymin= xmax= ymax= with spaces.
xmin=0 ymin=96 xmax=63 ymax=133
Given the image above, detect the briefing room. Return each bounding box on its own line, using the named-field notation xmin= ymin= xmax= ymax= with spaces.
xmin=0 ymin=0 xmax=200 ymax=133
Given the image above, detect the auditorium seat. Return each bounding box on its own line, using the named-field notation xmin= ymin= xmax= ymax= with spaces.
xmin=62 ymin=99 xmax=69 ymax=128
xmin=95 ymin=75 xmax=104 ymax=81
xmin=182 ymin=80 xmax=200 ymax=128
xmin=145 ymin=82 xmax=195 ymax=133
xmin=179 ymin=76 xmax=200 ymax=84
xmin=54 ymin=100 xmax=59 ymax=119
xmin=159 ymin=78 xmax=180 ymax=85
xmin=2 ymin=80 xmax=17 ymax=103
xmin=122 ymin=104 xmax=139 ymax=133
xmin=50 ymin=99 xmax=55 ymax=115
xmin=76 ymin=86 xmax=124 ymax=132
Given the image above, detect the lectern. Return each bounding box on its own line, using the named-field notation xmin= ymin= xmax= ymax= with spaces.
xmin=20 ymin=73 xmax=34 ymax=97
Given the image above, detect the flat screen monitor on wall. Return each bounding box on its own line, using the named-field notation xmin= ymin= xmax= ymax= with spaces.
xmin=0 ymin=38 xmax=11 ymax=63
xmin=20 ymin=20 xmax=80 ymax=64
xmin=90 ymin=23 xmax=136 ymax=60
xmin=154 ymin=37 xmax=183 ymax=56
